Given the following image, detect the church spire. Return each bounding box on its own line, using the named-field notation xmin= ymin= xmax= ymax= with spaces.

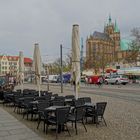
xmin=108 ymin=14 xmax=112 ymax=25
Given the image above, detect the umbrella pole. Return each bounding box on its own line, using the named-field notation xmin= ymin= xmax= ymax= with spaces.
xmin=39 ymin=77 xmax=41 ymax=96
xmin=75 ymin=84 xmax=78 ymax=99
xmin=39 ymin=84 xmax=41 ymax=96
xmin=21 ymin=83 xmax=23 ymax=93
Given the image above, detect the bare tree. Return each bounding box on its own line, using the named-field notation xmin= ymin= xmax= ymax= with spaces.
xmin=126 ymin=28 xmax=140 ymax=65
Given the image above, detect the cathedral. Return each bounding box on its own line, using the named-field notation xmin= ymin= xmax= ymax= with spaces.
xmin=86 ymin=15 xmax=131 ymax=71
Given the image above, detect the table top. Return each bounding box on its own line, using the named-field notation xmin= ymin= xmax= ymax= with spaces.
xmin=65 ymin=99 xmax=73 ymax=102
xmin=45 ymin=106 xmax=69 ymax=111
xmin=30 ymin=101 xmax=39 ymax=104
xmin=84 ymin=103 xmax=94 ymax=107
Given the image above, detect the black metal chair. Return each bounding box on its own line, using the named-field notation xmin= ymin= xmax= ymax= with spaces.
xmin=86 ymin=102 xmax=107 ymax=126
xmin=52 ymin=94 xmax=58 ymax=98
xmin=95 ymin=102 xmax=107 ymax=126
xmin=2 ymin=91 xmax=14 ymax=106
xmin=37 ymin=101 xmax=50 ymax=131
xmin=45 ymin=107 xmax=71 ymax=138
xmin=22 ymin=97 xmax=34 ymax=120
xmin=54 ymin=96 xmax=65 ymax=101
xmin=65 ymin=95 xmax=75 ymax=106
xmin=74 ymin=99 xmax=85 ymax=107
xmin=68 ymin=105 xmax=87 ymax=135
xmin=13 ymin=94 xmax=24 ymax=113
xmin=83 ymin=97 xmax=91 ymax=103
xmin=35 ymin=96 xmax=46 ymax=101
xmin=65 ymin=95 xmax=75 ymax=99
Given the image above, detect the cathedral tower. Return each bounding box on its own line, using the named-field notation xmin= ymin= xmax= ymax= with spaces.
xmin=104 ymin=15 xmax=120 ymax=61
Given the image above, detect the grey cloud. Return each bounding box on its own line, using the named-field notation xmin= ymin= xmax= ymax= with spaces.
xmin=0 ymin=0 xmax=139 ymax=62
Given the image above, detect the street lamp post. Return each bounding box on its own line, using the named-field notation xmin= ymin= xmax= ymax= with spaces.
xmin=60 ymin=44 xmax=63 ymax=93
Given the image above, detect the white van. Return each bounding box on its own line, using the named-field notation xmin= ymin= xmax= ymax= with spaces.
xmin=48 ymin=75 xmax=58 ymax=83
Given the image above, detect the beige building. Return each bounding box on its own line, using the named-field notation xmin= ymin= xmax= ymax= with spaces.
xmin=0 ymin=55 xmax=32 ymax=76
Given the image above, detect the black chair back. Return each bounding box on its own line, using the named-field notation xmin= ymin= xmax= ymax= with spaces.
xmin=78 ymin=98 xmax=86 ymax=104
xmin=75 ymin=106 xmax=86 ymax=121
xmin=65 ymin=95 xmax=75 ymax=99
xmin=52 ymin=100 xmax=64 ymax=106
xmin=37 ymin=101 xmax=50 ymax=112
xmin=56 ymin=107 xmax=70 ymax=125
xmin=23 ymin=97 xmax=34 ymax=105
xmin=83 ymin=97 xmax=91 ymax=103
xmin=74 ymin=99 xmax=85 ymax=106
xmin=35 ymin=96 xmax=46 ymax=101
xmin=54 ymin=96 xmax=65 ymax=101
xmin=96 ymin=102 xmax=107 ymax=116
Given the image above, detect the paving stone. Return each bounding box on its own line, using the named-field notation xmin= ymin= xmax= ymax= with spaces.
xmin=0 ymin=108 xmax=43 ymax=140
xmin=12 ymin=127 xmax=34 ymax=134
xmin=0 ymin=130 xmax=9 ymax=137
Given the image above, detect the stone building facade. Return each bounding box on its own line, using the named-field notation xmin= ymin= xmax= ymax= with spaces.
xmin=0 ymin=55 xmax=32 ymax=76
xmin=86 ymin=15 xmax=132 ymax=71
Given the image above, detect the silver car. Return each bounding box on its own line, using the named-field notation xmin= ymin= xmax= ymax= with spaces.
xmin=104 ymin=75 xmax=129 ymax=85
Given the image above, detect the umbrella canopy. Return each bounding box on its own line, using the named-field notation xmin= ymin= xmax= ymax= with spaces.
xmin=19 ymin=51 xmax=24 ymax=93
xmin=71 ymin=24 xmax=80 ymax=99
xmin=33 ymin=43 xmax=42 ymax=96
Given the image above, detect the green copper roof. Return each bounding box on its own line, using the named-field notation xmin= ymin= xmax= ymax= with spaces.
xmin=114 ymin=20 xmax=119 ymax=32
xmin=120 ymin=39 xmax=131 ymax=51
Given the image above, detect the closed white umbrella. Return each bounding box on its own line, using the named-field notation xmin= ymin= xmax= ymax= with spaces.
xmin=19 ymin=51 xmax=24 ymax=93
xmin=33 ymin=43 xmax=42 ymax=96
xmin=71 ymin=24 xmax=80 ymax=99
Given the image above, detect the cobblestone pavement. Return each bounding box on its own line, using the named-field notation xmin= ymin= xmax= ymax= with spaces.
xmin=1 ymin=84 xmax=140 ymax=140
xmin=0 ymin=107 xmax=43 ymax=140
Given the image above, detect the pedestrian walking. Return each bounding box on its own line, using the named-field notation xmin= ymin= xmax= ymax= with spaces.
xmin=97 ymin=76 xmax=103 ymax=88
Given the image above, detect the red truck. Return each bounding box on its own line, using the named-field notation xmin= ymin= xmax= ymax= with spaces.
xmin=88 ymin=75 xmax=100 ymax=84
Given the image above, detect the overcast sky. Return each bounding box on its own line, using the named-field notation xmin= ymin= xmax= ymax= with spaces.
xmin=0 ymin=0 xmax=139 ymax=62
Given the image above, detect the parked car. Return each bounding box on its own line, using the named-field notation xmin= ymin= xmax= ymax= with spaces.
xmin=104 ymin=75 xmax=129 ymax=85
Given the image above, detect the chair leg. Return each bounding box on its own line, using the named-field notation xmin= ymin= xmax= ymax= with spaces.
xmin=65 ymin=124 xmax=71 ymax=136
xmin=23 ymin=111 xmax=25 ymax=119
xmin=27 ymin=112 xmax=29 ymax=120
xmin=82 ymin=120 xmax=87 ymax=132
xmin=37 ymin=118 xmax=41 ymax=129
xmin=44 ymin=121 xmax=46 ymax=132
xmin=75 ymin=121 xmax=78 ymax=135
xmin=103 ymin=117 xmax=107 ymax=126
xmin=31 ymin=113 xmax=33 ymax=121
xmin=95 ymin=116 xmax=99 ymax=127
xmin=13 ymin=106 xmax=16 ymax=112
xmin=71 ymin=122 xmax=73 ymax=127
xmin=56 ymin=125 xmax=58 ymax=139
xmin=46 ymin=124 xmax=49 ymax=134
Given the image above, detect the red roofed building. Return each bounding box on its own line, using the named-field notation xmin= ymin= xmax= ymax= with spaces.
xmin=0 ymin=55 xmax=32 ymax=76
